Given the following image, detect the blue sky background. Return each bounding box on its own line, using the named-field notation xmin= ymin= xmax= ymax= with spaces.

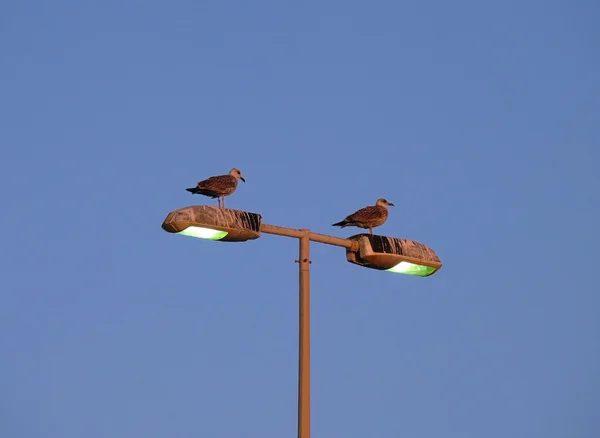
xmin=1 ymin=1 xmax=599 ymax=437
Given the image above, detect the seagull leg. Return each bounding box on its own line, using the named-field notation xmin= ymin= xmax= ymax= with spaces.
xmin=369 ymin=226 xmax=373 ymax=236
xmin=218 ymin=198 xmax=221 ymax=208
xmin=222 ymin=197 xmax=225 ymax=209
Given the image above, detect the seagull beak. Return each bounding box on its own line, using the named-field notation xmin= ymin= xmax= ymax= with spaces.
xmin=240 ymin=177 xmax=245 ymax=183
xmin=388 ymin=202 xmax=394 ymax=206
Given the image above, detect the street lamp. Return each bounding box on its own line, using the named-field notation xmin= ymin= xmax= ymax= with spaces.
xmin=161 ymin=205 xmax=442 ymax=438
xmin=161 ymin=205 xmax=261 ymax=242
xmin=345 ymin=234 xmax=442 ymax=277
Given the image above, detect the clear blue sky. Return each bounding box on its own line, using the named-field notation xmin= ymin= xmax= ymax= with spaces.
xmin=1 ymin=1 xmax=599 ymax=437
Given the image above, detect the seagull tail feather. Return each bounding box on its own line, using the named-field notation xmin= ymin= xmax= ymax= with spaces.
xmin=332 ymin=220 xmax=349 ymax=228
xmin=185 ymin=187 xmax=219 ymax=198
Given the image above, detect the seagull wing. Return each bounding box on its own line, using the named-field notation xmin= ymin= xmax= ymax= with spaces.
xmin=197 ymin=175 xmax=237 ymax=193
xmin=344 ymin=205 xmax=380 ymax=223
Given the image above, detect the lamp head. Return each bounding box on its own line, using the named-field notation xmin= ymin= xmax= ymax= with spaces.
xmin=162 ymin=205 xmax=261 ymax=242
xmin=345 ymin=234 xmax=441 ymax=277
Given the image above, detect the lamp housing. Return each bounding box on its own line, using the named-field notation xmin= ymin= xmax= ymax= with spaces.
xmin=345 ymin=234 xmax=442 ymax=277
xmin=161 ymin=205 xmax=262 ymax=242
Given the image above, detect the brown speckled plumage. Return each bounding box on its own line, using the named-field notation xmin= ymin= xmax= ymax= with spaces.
xmin=332 ymin=198 xmax=394 ymax=235
xmin=186 ymin=168 xmax=245 ymax=208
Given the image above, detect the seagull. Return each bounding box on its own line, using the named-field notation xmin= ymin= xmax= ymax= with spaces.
xmin=185 ymin=168 xmax=245 ymax=208
xmin=332 ymin=198 xmax=394 ymax=236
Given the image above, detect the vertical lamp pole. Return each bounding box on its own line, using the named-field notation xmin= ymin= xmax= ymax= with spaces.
xmin=259 ymin=225 xmax=359 ymax=438
xmin=298 ymin=230 xmax=311 ymax=438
